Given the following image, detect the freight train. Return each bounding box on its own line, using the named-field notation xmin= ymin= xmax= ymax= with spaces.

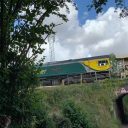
xmin=38 ymin=55 xmax=112 ymax=86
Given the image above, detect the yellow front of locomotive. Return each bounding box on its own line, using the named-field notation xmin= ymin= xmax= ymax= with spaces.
xmin=82 ymin=57 xmax=111 ymax=71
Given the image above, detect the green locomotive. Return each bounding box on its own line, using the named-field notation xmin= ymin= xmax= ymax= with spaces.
xmin=38 ymin=55 xmax=111 ymax=85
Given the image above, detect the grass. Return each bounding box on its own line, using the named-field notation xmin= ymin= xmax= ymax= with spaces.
xmin=35 ymin=78 xmax=128 ymax=128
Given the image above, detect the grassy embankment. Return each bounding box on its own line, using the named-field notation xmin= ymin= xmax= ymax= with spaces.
xmin=35 ymin=79 xmax=128 ymax=128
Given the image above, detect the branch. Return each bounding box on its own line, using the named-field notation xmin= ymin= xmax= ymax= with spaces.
xmin=0 ymin=0 xmax=4 ymax=48
xmin=8 ymin=0 xmax=13 ymax=16
xmin=10 ymin=20 xmax=28 ymax=43
xmin=36 ymin=9 xmax=51 ymax=26
xmin=34 ymin=1 xmax=58 ymax=27
xmin=7 ymin=0 xmax=14 ymax=25
xmin=25 ymin=23 xmax=63 ymax=63
xmin=12 ymin=0 xmax=22 ymax=16
xmin=43 ymin=23 xmax=63 ymax=42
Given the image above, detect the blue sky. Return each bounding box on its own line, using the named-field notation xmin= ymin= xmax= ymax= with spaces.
xmin=74 ymin=0 xmax=116 ymax=25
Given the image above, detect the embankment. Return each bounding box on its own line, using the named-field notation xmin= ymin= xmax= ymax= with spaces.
xmin=36 ymin=79 xmax=128 ymax=128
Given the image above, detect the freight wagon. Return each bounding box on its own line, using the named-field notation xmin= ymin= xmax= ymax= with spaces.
xmin=38 ymin=55 xmax=111 ymax=86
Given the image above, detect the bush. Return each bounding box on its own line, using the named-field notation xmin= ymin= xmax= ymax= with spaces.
xmin=52 ymin=113 xmax=72 ymax=128
xmin=10 ymin=91 xmax=55 ymax=128
xmin=29 ymin=92 xmax=55 ymax=128
xmin=62 ymin=101 xmax=93 ymax=128
xmin=35 ymin=116 xmax=55 ymax=128
xmin=57 ymin=118 xmax=72 ymax=128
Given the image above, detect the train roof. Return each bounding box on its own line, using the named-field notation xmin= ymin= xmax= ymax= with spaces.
xmin=44 ymin=55 xmax=110 ymax=67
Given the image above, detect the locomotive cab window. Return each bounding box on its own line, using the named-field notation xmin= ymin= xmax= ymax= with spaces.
xmin=98 ymin=60 xmax=108 ymax=66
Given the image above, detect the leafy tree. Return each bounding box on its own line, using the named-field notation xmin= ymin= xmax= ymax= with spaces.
xmin=90 ymin=0 xmax=128 ymax=17
xmin=110 ymin=53 xmax=118 ymax=75
xmin=0 ymin=0 xmax=74 ymax=126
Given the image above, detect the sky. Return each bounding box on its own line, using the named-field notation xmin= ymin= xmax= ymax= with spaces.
xmin=42 ymin=1 xmax=128 ymax=62
xmin=74 ymin=0 xmax=115 ymax=25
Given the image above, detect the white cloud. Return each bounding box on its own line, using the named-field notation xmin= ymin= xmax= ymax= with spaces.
xmin=42 ymin=4 xmax=128 ymax=62
xmin=94 ymin=39 xmax=114 ymax=50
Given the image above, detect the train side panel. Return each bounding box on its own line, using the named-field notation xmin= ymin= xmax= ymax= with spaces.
xmin=39 ymin=62 xmax=87 ymax=78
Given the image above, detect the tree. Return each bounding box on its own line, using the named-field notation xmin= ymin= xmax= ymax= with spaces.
xmin=110 ymin=53 xmax=118 ymax=75
xmin=90 ymin=0 xmax=128 ymax=17
xmin=0 ymin=0 xmax=74 ymax=126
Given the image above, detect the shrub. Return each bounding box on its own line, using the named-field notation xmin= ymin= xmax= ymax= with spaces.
xmin=62 ymin=101 xmax=93 ymax=128
xmin=52 ymin=113 xmax=72 ymax=128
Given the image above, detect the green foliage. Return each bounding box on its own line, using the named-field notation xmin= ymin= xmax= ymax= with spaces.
xmin=62 ymin=101 xmax=93 ymax=128
xmin=10 ymin=91 xmax=55 ymax=128
xmin=52 ymin=113 xmax=72 ymax=128
xmin=10 ymin=79 xmax=125 ymax=127
xmin=36 ymin=79 xmax=127 ymax=128
xmin=0 ymin=0 xmax=75 ymax=126
xmin=110 ymin=53 xmax=118 ymax=75
xmin=35 ymin=116 xmax=55 ymax=128
xmin=57 ymin=118 xmax=72 ymax=128
xmin=31 ymin=93 xmax=55 ymax=128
